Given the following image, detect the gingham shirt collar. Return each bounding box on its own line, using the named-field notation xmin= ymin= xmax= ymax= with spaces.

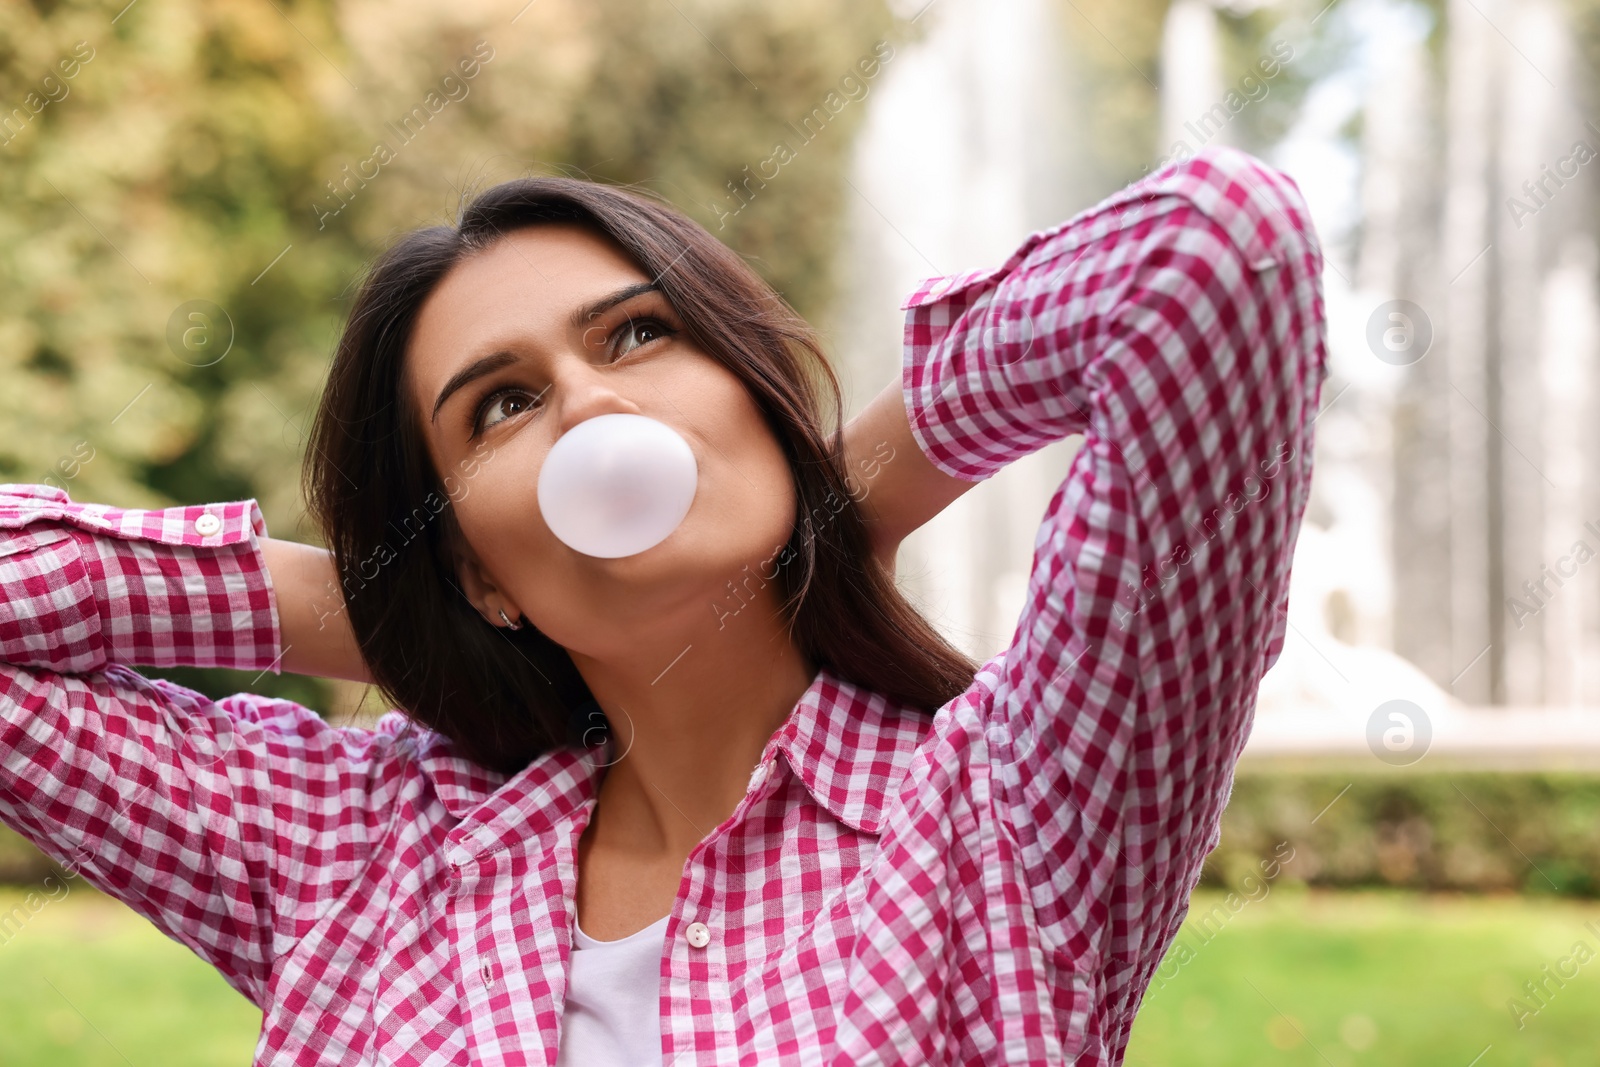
xmin=768 ymin=671 xmax=932 ymax=835
xmin=417 ymin=667 xmax=931 ymax=836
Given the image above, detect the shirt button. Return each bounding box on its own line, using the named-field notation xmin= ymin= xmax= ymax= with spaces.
xmin=684 ymin=921 xmax=711 ymax=949
xmin=193 ymin=512 xmax=222 ymax=537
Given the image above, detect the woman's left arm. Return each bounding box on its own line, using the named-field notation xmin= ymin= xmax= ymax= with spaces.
xmin=844 ymin=377 xmax=977 ymax=571
xmin=849 ymin=147 xmax=1329 ymax=1029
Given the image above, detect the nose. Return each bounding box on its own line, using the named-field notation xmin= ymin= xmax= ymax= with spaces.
xmin=553 ymin=361 xmax=645 ymax=436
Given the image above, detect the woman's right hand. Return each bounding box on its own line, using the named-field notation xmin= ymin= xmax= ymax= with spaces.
xmin=259 ymin=538 xmax=373 ymax=683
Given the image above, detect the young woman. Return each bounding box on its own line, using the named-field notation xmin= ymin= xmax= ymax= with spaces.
xmin=0 ymin=144 xmax=1326 ymax=1065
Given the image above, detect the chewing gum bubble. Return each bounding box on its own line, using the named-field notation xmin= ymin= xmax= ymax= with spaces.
xmin=537 ymin=414 xmax=698 ymax=558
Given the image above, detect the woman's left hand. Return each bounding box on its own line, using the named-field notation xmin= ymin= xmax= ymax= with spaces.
xmin=841 ymin=376 xmax=978 ymax=573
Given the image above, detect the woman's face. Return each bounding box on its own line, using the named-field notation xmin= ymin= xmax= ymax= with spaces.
xmin=404 ymin=224 xmax=798 ymax=662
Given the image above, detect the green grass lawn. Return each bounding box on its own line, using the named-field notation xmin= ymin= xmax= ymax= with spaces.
xmin=1 ymin=883 xmax=1597 ymax=1064
xmin=0 ymin=884 xmax=260 ymax=1065
xmin=1126 ymin=887 xmax=1600 ymax=1066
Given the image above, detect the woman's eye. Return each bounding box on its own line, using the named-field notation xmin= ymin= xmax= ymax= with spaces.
xmin=612 ymin=317 xmax=674 ymax=359
xmin=474 ymin=388 xmax=537 ymax=433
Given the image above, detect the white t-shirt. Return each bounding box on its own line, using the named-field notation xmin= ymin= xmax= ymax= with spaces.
xmin=555 ymin=914 xmax=670 ymax=1066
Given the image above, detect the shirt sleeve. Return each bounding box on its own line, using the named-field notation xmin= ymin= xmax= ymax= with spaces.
xmin=0 ymin=483 xmax=413 ymax=1006
xmin=899 ymin=148 xmax=1328 ymax=1032
xmin=0 ymin=482 xmax=282 ymax=673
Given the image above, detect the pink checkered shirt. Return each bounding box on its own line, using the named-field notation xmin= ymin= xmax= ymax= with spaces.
xmin=0 ymin=147 xmax=1326 ymax=1065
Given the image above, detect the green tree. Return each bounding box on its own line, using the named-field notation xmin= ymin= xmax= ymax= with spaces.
xmin=1 ymin=0 xmax=894 ymax=714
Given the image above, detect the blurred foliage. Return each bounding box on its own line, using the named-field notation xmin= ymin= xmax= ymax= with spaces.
xmin=1 ymin=0 xmax=894 ymax=710
xmin=1204 ymin=769 xmax=1600 ymax=898
xmin=1051 ymin=0 xmax=1338 ymax=203
xmin=1055 ymin=0 xmax=1172 ymax=199
xmin=1 ymin=0 xmax=1333 ymax=716
xmin=1214 ymin=0 xmax=1356 ymax=155
xmin=4 ymin=765 xmax=1597 ymax=888
xmin=0 ymin=886 xmax=261 ymax=1064
xmin=1563 ymin=0 xmax=1600 ymax=116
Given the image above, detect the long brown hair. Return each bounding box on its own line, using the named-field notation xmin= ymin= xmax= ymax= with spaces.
xmin=304 ymin=176 xmax=976 ymax=775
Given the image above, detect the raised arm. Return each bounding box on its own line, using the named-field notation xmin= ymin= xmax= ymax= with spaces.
xmin=879 ymin=147 xmax=1328 ymax=1046
xmin=0 ymin=482 xmax=368 ymax=683
xmin=0 ymin=483 xmax=417 ymax=1005
xmin=845 ymin=378 xmax=978 ymax=571
xmin=259 ymin=537 xmax=370 ymax=682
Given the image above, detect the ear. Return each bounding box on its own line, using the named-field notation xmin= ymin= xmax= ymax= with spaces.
xmin=449 ymin=527 xmax=524 ymax=629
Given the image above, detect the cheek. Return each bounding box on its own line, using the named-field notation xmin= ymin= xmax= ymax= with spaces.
xmin=451 ymin=437 xmax=560 ymax=574
xmin=693 ymin=377 xmax=796 ymax=533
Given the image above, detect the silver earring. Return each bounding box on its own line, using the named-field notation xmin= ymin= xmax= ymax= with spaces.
xmin=497 ymin=609 xmax=522 ymax=630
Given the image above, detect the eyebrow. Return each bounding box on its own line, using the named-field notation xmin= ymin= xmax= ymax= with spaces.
xmin=429 ymin=281 xmax=663 ymax=424
xmin=431 ymin=350 xmax=518 ymax=424
xmin=568 ymin=281 xmax=660 ymax=329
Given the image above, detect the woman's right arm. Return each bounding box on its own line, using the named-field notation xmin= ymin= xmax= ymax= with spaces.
xmin=259 ymin=537 xmax=371 ymax=683
xmin=0 ymin=482 xmax=412 ymax=1005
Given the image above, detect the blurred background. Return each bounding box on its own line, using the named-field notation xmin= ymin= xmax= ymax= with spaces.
xmin=4 ymin=0 xmax=1600 ymax=1062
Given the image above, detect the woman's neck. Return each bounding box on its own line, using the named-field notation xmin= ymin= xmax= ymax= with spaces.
xmin=569 ymin=588 xmax=816 ymax=861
